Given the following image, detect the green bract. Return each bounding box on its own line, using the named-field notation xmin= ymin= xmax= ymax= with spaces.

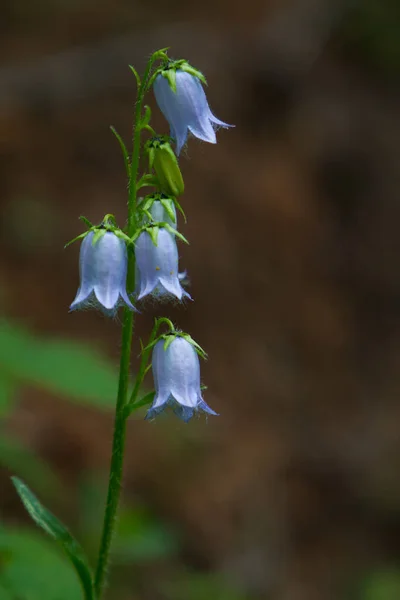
xmin=152 ymin=59 xmax=207 ymax=93
xmin=64 ymin=214 xmax=131 ymax=249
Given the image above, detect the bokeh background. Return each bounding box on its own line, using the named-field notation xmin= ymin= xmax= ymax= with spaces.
xmin=1 ymin=1 xmax=400 ymax=599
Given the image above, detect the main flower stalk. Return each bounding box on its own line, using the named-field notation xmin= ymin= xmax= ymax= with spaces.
xmin=93 ymin=71 xmax=147 ymax=600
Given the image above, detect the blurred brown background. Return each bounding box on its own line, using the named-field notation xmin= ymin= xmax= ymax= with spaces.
xmin=1 ymin=0 xmax=400 ymax=599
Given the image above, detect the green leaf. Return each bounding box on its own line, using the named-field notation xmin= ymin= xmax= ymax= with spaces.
xmin=11 ymin=477 xmax=94 ymax=600
xmin=141 ymin=105 xmax=152 ymax=128
xmin=110 ymin=126 xmax=130 ymax=179
xmin=0 ymin=526 xmax=83 ymax=600
xmin=0 ymin=319 xmax=118 ymax=410
xmin=128 ymin=65 xmax=141 ymax=88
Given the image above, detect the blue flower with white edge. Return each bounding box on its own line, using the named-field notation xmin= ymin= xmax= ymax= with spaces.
xmin=146 ymin=335 xmax=217 ymax=422
xmin=70 ymin=231 xmax=135 ymax=315
xmin=135 ymin=228 xmax=190 ymax=301
xmin=153 ymin=62 xmax=232 ymax=155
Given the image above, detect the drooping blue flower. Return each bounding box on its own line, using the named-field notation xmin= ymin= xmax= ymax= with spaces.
xmin=146 ymin=336 xmax=218 ymax=422
xmin=153 ymin=69 xmax=232 ymax=155
xmin=70 ymin=231 xmax=135 ymax=314
xmin=135 ymin=228 xmax=190 ymax=301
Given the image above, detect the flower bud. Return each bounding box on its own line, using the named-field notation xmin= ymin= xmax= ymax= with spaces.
xmin=146 ymin=336 xmax=217 ymax=422
xmin=70 ymin=231 xmax=135 ymax=314
xmin=146 ymin=137 xmax=184 ymax=197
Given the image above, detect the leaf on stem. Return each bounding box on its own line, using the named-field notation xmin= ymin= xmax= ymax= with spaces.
xmin=129 ymin=65 xmax=141 ymax=88
xmin=110 ymin=126 xmax=130 ymax=179
xmin=141 ymin=105 xmax=152 ymax=128
xmin=11 ymin=477 xmax=95 ymax=600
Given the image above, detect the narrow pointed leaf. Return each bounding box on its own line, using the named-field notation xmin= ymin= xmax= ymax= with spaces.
xmin=110 ymin=126 xmax=130 ymax=178
xmin=129 ymin=65 xmax=141 ymax=88
xmin=141 ymin=105 xmax=152 ymax=128
xmin=126 ymin=391 xmax=155 ymax=416
xmin=11 ymin=477 xmax=94 ymax=600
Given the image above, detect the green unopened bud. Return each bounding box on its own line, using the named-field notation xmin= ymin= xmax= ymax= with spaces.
xmin=146 ymin=136 xmax=184 ymax=197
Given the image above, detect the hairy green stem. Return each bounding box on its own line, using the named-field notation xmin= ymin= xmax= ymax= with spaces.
xmin=93 ymin=68 xmax=148 ymax=599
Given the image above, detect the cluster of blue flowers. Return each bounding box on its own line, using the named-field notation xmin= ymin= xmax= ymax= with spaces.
xmin=69 ymin=56 xmax=232 ymax=421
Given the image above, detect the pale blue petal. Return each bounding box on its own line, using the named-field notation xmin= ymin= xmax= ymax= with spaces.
xmin=135 ymin=229 xmax=188 ymax=301
xmin=153 ymin=75 xmax=188 ymax=154
xmin=198 ymin=398 xmax=219 ymax=416
xmin=69 ymin=285 xmax=93 ymax=310
xmin=70 ymin=231 xmax=134 ymax=314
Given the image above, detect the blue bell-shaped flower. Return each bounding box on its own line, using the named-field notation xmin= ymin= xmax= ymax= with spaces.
xmin=135 ymin=228 xmax=190 ymax=301
xmin=146 ymin=336 xmax=218 ymax=422
xmin=70 ymin=231 xmax=135 ymax=314
xmin=153 ymin=69 xmax=232 ymax=155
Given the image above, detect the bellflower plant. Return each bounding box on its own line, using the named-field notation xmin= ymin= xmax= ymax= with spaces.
xmin=146 ymin=335 xmax=217 ymax=422
xmin=153 ymin=60 xmax=232 ymax=154
xmin=135 ymin=228 xmax=190 ymax=301
xmin=11 ymin=48 xmax=233 ymax=600
xmin=70 ymin=230 xmax=135 ymax=314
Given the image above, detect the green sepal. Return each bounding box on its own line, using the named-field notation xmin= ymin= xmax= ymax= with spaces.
xmin=91 ymin=228 xmax=107 ymax=246
xmin=160 ymin=198 xmax=177 ymax=223
xmin=143 ymin=329 xmax=207 ymax=360
xmin=11 ymin=477 xmax=95 ymax=600
xmin=132 ymin=219 xmax=185 ymax=245
xmin=163 ymin=334 xmax=175 ymax=352
xmin=153 ymin=59 xmax=207 ymax=89
xmin=149 ymin=226 xmax=159 ymax=246
xmin=163 ymin=69 xmax=177 ymax=93
xmin=64 ymin=232 xmax=87 ymax=249
xmin=180 ymin=333 xmax=208 ymax=359
xmin=79 ymin=216 xmax=93 ymax=228
xmin=161 ymin=331 xmax=207 ymax=359
xmin=163 ymin=223 xmax=189 ymax=244
xmin=113 ymin=229 xmax=132 ymax=244
xmin=171 ymin=196 xmax=187 ymax=223
xmin=65 ymin=215 xmax=129 ymax=249
xmin=180 ymin=63 xmax=207 ymax=85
